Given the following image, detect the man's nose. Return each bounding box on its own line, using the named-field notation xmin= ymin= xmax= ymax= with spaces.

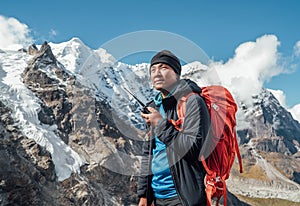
xmin=152 ymin=69 xmax=162 ymax=77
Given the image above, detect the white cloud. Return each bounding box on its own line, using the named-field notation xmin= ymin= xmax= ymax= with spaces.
xmin=50 ymin=29 xmax=58 ymax=36
xmin=0 ymin=15 xmax=33 ymax=50
xmin=201 ymin=35 xmax=300 ymax=126
xmin=294 ymin=41 xmax=300 ymax=57
xmin=267 ymin=88 xmax=287 ymax=107
xmin=289 ymin=104 xmax=300 ymax=123
xmin=208 ymin=35 xmax=282 ymax=106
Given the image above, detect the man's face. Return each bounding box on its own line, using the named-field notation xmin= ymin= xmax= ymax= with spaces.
xmin=150 ymin=63 xmax=179 ymax=92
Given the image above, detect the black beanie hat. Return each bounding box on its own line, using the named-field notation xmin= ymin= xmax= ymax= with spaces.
xmin=150 ymin=50 xmax=181 ymax=76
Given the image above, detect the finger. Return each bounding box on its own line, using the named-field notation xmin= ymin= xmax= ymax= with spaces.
xmin=147 ymin=107 xmax=157 ymax=113
xmin=141 ymin=113 xmax=149 ymax=119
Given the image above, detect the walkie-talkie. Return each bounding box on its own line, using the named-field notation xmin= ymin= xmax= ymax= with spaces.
xmin=123 ymin=87 xmax=151 ymax=114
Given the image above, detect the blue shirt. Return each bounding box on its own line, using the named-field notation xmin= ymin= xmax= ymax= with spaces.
xmin=151 ymin=92 xmax=177 ymax=199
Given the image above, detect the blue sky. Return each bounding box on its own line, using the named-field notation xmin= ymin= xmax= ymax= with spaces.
xmin=1 ymin=0 xmax=300 ymax=107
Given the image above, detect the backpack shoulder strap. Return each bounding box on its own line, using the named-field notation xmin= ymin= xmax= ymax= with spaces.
xmin=168 ymin=92 xmax=199 ymax=131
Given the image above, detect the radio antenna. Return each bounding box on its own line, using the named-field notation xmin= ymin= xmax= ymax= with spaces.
xmin=123 ymin=86 xmax=150 ymax=114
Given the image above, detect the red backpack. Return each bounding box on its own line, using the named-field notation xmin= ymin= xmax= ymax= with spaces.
xmin=169 ymin=85 xmax=243 ymax=206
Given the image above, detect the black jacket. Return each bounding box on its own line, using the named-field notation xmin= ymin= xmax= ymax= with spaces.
xmin=137 ymin=79 xmax=211 ymax=206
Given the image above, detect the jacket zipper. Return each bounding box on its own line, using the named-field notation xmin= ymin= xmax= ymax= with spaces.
xmin=168 ymin=153 xmax=188 ymax=206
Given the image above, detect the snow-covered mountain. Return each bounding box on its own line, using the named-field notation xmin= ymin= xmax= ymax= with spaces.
xmin=0 ymin=38 xmax=299 ymax=205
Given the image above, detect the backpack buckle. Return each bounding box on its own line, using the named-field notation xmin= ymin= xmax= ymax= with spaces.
xmin=212 ymin=103 xmax=219 ymax=111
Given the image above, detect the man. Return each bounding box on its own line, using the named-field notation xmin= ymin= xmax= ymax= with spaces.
xmin=137 ymin=50 xmax=211 ymax=206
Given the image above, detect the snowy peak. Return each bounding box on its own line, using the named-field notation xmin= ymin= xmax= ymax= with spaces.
xmin=181 ymin=61 xmax=209 ymax=84
xmin=49 ymin=37 xmax=113 ymax=75
xmin=49 ymin=37 xmax=96 ymax=74
xmin=31 ymin=41 xmax=57 ymax=65
xmin=182 ymin=61 xmax=208 ymax=74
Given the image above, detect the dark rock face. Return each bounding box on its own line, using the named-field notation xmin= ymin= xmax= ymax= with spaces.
xmin=260 ymin=90 xmax=300 ymax=154
xmin=27 ymin=44 xmax=39 ymax=55
xmin=0 ymin=101 xmax=59 ymax=206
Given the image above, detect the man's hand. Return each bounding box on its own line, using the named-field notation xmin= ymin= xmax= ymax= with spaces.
xmin=138 ymin=197 xmax=148 ymax=206
xmin=141 ymin=107 xmax=162 ymax=127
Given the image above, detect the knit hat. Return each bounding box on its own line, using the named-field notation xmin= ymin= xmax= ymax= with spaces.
xmin=150 ymin=50 xmax=181 ymax=76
